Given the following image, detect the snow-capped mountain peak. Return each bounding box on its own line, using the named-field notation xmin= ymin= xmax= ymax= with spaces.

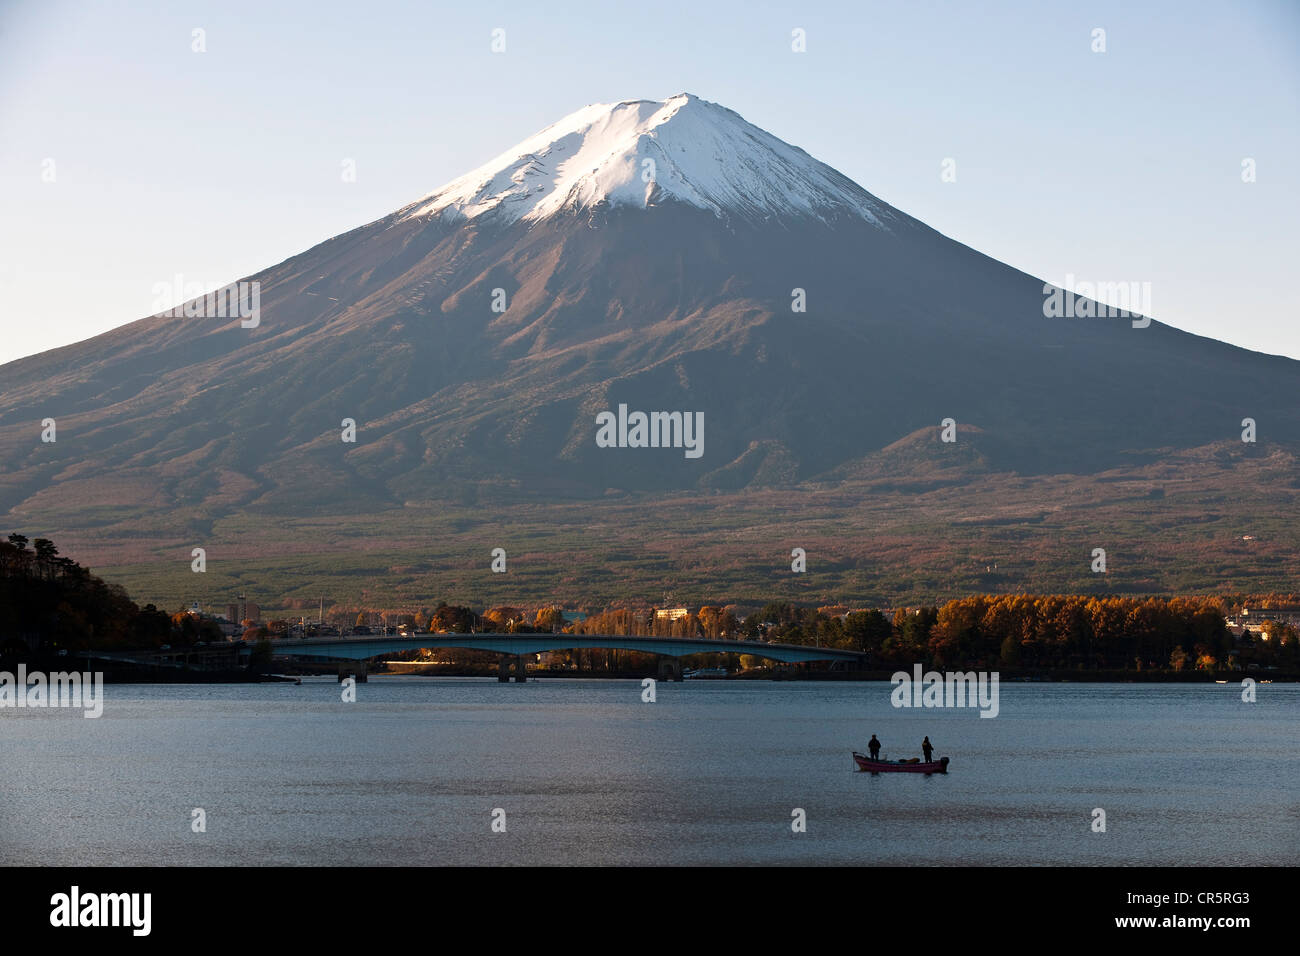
xmin=401 ymin=93 xmax=896 ymax=227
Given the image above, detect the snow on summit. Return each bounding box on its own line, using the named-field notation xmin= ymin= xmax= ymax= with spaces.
xmin=402 ymin=94 xmax=897 ymax=227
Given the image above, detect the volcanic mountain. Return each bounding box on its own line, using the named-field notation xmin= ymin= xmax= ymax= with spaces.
xmin=2 ymin=94 xmax=1297 ymax=607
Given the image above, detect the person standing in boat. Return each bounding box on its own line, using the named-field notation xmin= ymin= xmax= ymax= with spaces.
xmin=868 ymin=735 xmax=881 ymax=762
xmin=922 ymin=736 xmax=933 ymax=763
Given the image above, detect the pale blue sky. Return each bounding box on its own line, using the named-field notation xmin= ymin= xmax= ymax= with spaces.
xmin=1 ymin=0 xmax=1297 ymax=364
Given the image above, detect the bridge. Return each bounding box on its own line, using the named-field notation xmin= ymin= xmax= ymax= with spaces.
xmin=269 ymin=633 xmax=867 ymax=681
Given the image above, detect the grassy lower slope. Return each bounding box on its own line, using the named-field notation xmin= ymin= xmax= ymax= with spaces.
xmin=19 ymin=442 xmax=1295 ymax=617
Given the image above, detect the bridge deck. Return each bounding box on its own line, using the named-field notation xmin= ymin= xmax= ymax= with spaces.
xmin=260 ymin=633 xmax=864 ymax=664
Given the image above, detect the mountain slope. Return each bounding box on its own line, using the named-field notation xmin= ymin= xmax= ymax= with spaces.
xmin=0 ymin=93 xmax=1296 ymax=604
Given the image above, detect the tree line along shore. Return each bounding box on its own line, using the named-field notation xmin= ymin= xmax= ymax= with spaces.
xmin=2 ymin=534 xmax=1297 ymax=678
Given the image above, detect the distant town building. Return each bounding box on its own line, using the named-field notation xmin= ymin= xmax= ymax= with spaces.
xmin=1228 ymin=624 xmax=1269 ymax=640
xmin=227 ymin=600 xmax=260 ymax=624
xmin=1232 ymin=607 xmax=1300 ymax=627
xmin=654 ymin=607 xmax=689 ymax=622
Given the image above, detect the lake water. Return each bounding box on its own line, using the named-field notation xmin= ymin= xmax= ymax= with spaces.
xmin=2 ymin=678 xmax=1296 ymax=865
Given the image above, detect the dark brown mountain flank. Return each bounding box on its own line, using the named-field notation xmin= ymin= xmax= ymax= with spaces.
xmin=1 ymin=95 xmax=1295 ymax=608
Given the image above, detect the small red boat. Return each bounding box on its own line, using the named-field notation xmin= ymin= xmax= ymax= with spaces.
xmin=853 ymin=752 xmax=950 ymax=774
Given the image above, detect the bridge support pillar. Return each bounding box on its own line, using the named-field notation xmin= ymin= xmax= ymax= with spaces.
xmin=337 ymin=662 xmax=368 ymax=682
xmin=658 ymin=658 xmax=683 ymax=682
xmin=498 ymin=655 xmax=527 ymax=683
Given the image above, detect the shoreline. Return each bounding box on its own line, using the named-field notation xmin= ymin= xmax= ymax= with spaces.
xmin=9 ymin=656 xmax=1293 ymax=685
